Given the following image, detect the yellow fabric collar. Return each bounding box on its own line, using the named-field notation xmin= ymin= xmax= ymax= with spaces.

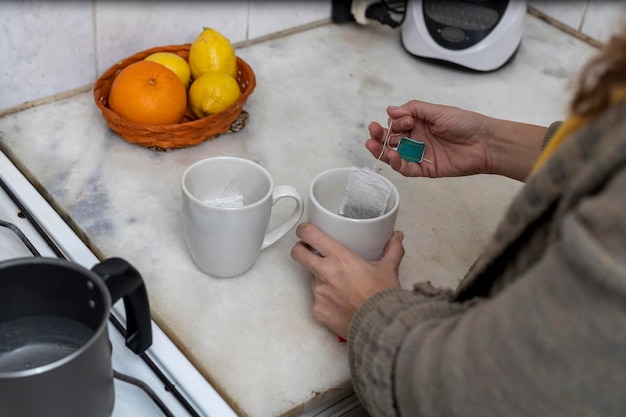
xmin=531 ymin=87 xmax=626 ymax=174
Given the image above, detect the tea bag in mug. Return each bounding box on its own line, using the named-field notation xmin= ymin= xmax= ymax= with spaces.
xmin=338 ymin=117 xmax=398 ymax=219
xmin=204 ymin=167 xmax=244 ymax=208
xmin=205 ymin=194 xmax=244 ymax=208
xmin=339 ymin=167 xmax=392 ymax=219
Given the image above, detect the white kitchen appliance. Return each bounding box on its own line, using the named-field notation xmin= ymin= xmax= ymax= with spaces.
xmin=401 ymin=0 xmax=527 ymax=71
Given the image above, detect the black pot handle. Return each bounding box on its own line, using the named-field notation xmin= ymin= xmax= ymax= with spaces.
xmin=92 ymin=257 xmax=153 ymax=354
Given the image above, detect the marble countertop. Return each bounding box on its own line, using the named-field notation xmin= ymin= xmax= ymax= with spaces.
xmin=0 ymin=16 xmax=596 ymax=417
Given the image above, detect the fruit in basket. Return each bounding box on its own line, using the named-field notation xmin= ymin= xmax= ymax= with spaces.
xmin=144 ymin=52 xmax=191 ymax=88
xmin=188 ymin=28 xmax=237 ymax=80
xmin=188 ymin=72 xmax=241 ymax=118
xmin=108 ymin=61 xmax=187 ymax=125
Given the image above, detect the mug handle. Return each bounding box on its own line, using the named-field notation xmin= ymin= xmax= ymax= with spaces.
xmin=92 ymin=258 xmax=153 ymax=354
xmin=261 ymin=185 xmax=304 ymax=250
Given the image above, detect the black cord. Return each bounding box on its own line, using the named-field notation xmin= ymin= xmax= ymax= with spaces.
xmin=381 ymin=0 xmax=408 ymax=14
xmin=385 ymin=0 xmax=408 ymax=25
xmin=365 ymin=0 xmax=409 ymax=28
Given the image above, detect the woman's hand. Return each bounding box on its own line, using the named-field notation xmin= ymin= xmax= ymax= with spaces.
xmin=366 ymin=100 xmax=548 ymax=181
xmin=291 ymin=223 xmax=405 ymax=339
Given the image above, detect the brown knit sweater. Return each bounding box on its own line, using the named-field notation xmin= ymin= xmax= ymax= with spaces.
xmin=348 ymin=99 xmax=626 ymax=417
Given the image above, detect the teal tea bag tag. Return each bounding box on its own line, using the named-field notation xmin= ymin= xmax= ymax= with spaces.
xmin=397 ymin=137 xmax=426 ymax=163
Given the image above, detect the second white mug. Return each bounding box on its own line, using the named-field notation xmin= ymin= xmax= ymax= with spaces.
xmin=307 ymin=167 xmax=400 ymax=261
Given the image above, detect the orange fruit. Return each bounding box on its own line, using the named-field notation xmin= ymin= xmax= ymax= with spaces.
xmin=108 ymin=60 xmax=187 ymax=125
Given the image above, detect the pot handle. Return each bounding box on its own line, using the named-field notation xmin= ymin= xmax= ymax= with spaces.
xmin=92 ymin=257 xmax=153 ymax=354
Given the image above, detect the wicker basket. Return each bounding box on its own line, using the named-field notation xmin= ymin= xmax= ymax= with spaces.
xmin=94 ymin=44 xmax=256 ymax=149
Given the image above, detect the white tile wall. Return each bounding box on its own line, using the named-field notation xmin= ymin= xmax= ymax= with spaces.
xmin=529 ymin=0 xmax=626 ymax=43
xmin=0 ymin=1 xmax=95 ymax=110
xmin=0 ymin=0 xmax=331 ymax=113
xmin=528 ymin=1 xmax=589 ymax=31
xmin=0 ymin=0 xmax=624 ymax=114
xmin=248 ymin=1 xmax=330 ymax=40
xmin=584 ymin=1 xmax=626 ymax=42
xmin=94 ymin=1 xmax=250 ymax=77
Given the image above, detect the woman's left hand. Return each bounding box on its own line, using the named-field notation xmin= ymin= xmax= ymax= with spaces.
xmin=291 ymin=223 xmax=405 ymax=339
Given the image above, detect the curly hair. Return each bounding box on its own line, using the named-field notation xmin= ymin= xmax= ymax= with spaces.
xmin=571 ymin=18 xmax=626 ymax=117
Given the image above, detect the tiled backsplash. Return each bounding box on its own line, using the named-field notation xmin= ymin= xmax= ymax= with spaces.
xmin=529 ymin=1 xmax=625 ymax=44
xmin=0 ymin=1 xmax=331 ymax=114
xmin=1 ymin=1 xmax=624 ymax=115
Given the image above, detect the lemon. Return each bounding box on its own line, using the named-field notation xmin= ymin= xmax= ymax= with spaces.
xmin=188 ymin=72 xmax=241 ymax=118
xmin=144 ymin=52 xmax=191 ymax=88
xmin=188 ymin=28 xmax=237 ymax=80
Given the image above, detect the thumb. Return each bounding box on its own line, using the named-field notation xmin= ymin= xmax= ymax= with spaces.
xmin=379 ymin=230 xmax=405 ymax=271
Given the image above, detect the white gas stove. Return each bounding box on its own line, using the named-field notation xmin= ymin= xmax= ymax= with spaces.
xmin=0 ymin=149 xmax=237 ymax=417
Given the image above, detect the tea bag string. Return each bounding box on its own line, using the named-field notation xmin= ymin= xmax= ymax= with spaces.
xmin=221 ymin=168 xmax=242 ymax=196
xmin=372 ymin=118 xmax=394 ymax=172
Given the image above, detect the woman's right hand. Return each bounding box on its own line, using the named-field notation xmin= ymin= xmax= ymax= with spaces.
xmin=366 ymin=100 xmax=547 ymax=181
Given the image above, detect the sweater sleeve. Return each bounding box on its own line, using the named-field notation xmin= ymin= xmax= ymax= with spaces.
xmin=348 ymin=167 xmax=626 ymax=417
xmin=348 ymin=289 xmax=469 ymax=416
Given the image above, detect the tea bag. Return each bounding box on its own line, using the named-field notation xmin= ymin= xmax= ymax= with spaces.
xmin=338 ymin=118 xmax=397 ymax=219
xmin=205 ymin=194 xmax=244 ymax=208
xmin=339 ymin=167 xmax=392 ymax=219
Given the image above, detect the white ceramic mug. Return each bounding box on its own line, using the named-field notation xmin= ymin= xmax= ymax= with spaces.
xmin=307 ymin=167 xmax=400 ymax=261
xmin=182 ymin=157 xmax=304 ymax=277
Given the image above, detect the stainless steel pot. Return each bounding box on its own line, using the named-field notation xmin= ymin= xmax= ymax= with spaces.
xmin=0 ymin=256 xmax=152 ymax=417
